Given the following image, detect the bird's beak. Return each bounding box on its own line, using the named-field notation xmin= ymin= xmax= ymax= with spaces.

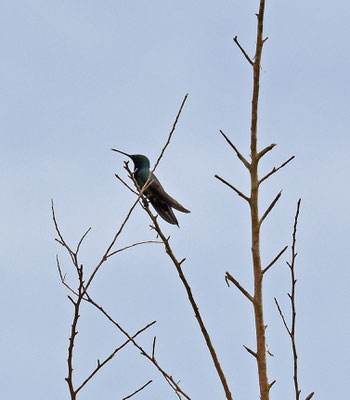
xmin=111 ymin=148 xmax=132 ymax=158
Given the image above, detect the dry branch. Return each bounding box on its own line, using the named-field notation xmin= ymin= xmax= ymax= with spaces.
xmin=153 ymin=94 xmax=188 ymax=173
xmin=215 ymin=174 xmax=250 ymax=203
xmin=259 ymin=156 xmax=295 ymax=185
xmin=121 ymin=380 xmax=153 ymax=400
xmin=257 ymin=143 xmax=276 ymax=159
xmin=263 ymin=245 xmax=288 ymax=275
xmin=225 ymin=272 xmax=254 ymax=303
xmin=145 ymin=204 xmax=232 ymax=399
xmin=75 ymin=321 xmax=156 ymax=395
xmin=219 ymin=130 xmax=251 ymax=169
xmin=85 ymin=295 xmax=192 ymax=400
xmin=259 ymin=191 xmax=282 ymax=226
xmin=233 ymin=36 xmax=254 ymax=66
xmin=274 ymin=200 xmax=313 ymax=400
xmin=52 ymin=192 xmax=190 ymax=399
xmin=115 ymin=95 xmax=232 ymax=399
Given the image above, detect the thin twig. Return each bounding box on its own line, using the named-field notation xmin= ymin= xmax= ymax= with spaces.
xmin=262 ymin=246 xmax=288 ymax=275
xmin=219 ymin=130 xmax=250 ymax=169
xmin=56 ymin=255 xmax=79 ymax=297
xmin=152 ymin=337 xmax=156 ymax=360
xmin=305 ymin=393 xmax=315 ymax=400
xmin=274 ymin=297 xmax=291 ymax=336
xmin=259 ymin=156 xmax=295 ymax=185
xmin=107 ymin=240 xmax=162 ymax=258
xmin=121 ymin=380 xmax=153 ymax=400
xmin=274 ymin=200 xmax=311 ymax=400
xmin=243 ymin=345 xmax=257 ymax=358
xmin=115 ymin=173 xmax=139 ymax=195
xmin=289 ymin=199 xmax=302 ymax=400
xmin=259 ymin=190 xmax=282 ymax=226
xmin=51 ymin=200 xmax=75 ymax=263
xmin=76 ymin=227 xmax=92 ymax=253
xmin=83 ymin=193 xmax=145 ymax=294
xmin=233 ymin=36 xmax=254 ymax=66
xmin=85 ymin=295 xmax=192 ymax=400
xmin=75 ymin=321 xmax=156 ymax=394
xmin=225 ymin=272 xmax=254 ymax=303
xmin=152 ymin=93 xmax=189 ymax=173
xmin=215 ymin=174 xmax=250 ymax=203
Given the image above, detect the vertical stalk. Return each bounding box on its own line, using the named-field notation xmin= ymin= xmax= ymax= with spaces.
xmin=250 ymin=1 xmax=269 ymax=399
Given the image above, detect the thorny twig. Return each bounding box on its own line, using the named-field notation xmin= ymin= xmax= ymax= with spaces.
xmin=274 ymin=199 xmax=314 ymax=400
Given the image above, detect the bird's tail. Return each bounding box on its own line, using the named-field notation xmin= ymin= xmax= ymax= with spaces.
xmin=150 ymin=200 xmax=179 ymax=226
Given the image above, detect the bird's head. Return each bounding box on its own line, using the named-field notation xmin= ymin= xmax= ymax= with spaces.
xmin=111 ymin=148 xmax=150 ymax=170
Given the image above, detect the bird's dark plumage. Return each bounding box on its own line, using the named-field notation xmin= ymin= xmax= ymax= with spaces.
xmin=112 ymin=149 xmax=190 ymax=226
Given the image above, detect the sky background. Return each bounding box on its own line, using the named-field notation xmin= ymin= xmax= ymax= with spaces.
xmin=1 ymin=0 xmax=350 ymax=399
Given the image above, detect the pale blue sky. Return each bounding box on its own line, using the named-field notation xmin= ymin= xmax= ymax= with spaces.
xmin=1 ymin=1 xmax=350 ymax=399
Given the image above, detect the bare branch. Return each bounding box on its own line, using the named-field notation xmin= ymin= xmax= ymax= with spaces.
xmin=83 ymin=193 xmax=144 ymax=295
xmin=56 ymin=255 xmax=79 ymax=296
xmin=152 ymin=336 xmax=156 ymax=360
xmin=51 ymin=200 xmax=75 ymax=263
xmin=305 ymin=393 xmax=315 ymax=400
xmin=107 ymin=240 xmax=162 ymax=259
xmin=121 ymin=380 xmax=153 ymax=400
xmin=219 ymin=130 xmax=250 ymax=169
xmin=115 ymin=173 xmax=139 ymax=195
xmin=257 ymin=143 xmax=276 ymax=159
xmin=289 ymin=199 xmax=303 ymax=400
xmin=141 ymin=202 xmax=232 ymax=400
xmin=75 ymin=321 xmax=156 ymax=394
xmin=152 ymin=93 xmax=189 ymax=173
xmin=259 ymin=156 xmax=295 ymax=185
xmin=225 ymin=272 xmax=254 ymax=303
xmin=268 ymin=380 xmax=276 ymax=391
xmin=215 ymin=174 xmax=250 ymax=203
xmin=243 ymin=345 xmax=257 ymax=358
xmin=233 ymin=36 xmax=254 ymax=66
xmin=76 ymin=227 xmax=92 ymax=254
xmin=274 ymin=297 xmax=291 ymax=336
xmin=259 ymin=190 xmax=282 ymax=226
xmin=85 ymin=295 xmax=192 ymax=400
xmin=262 ymin=245 xmax=288 ymax=274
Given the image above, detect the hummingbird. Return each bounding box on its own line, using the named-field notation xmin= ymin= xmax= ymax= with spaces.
xmin=112 ymin=149 xmax=190 ymax=226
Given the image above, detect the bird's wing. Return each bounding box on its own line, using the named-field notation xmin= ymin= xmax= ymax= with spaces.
xmin=149 ymin=175 xmax=190 ymax=214
xmin=149 ymin=198 xmax=179 ymax=226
